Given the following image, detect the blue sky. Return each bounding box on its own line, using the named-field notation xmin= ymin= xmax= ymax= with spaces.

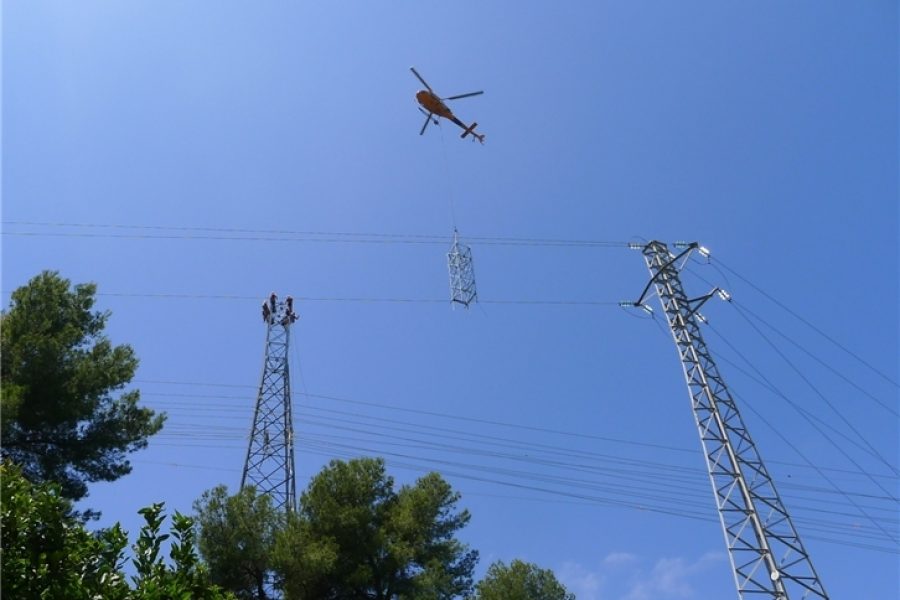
xmin=3 ymin=2 xmax=897 ymax=598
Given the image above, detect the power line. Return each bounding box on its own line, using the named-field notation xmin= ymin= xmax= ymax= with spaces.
xmin=149 ymin=395 xmax=704 ymax=478
xmin=142 ymin=387 xmax=900 ymax=527
xmin=709 ymin=257 xmax=899 ymax=388
xmin=134 ymin=382 xmax=701 ymax=455
xmin=135 ymin=378 xmax=900 ymax=481
xmin=731 ymin=302 xmax=898 ymax=478
xmin=702 ymin=332 xmax=896 ymax=465
xmin=153 ymin=412 xmax=900 ymax=518
xmin=148 ymin=406 xmax=900 ymax=540
xmin=684 ymin=263 xmax=896 ymax=419
xmin=1 ymin=290 xmax=621 ymax=307
xmin=153 ymin=407 xmax=900 ymax=505
xmin=1 ymin=221 xmax=630 ymax=248
xmin=150 ymin=426 xmax=900 ymax=536
xmin=706 ymin=320 xmax=899 ymax=487
xmin=731 ymin=299 xmax=898 ymax=418
xmin=95 ymin=292 xmax=618 ymax=306
xmin=133 ymin=442 xmax=900 ymax=554
xmin=704 ymin=322 xmax=899 ymax=545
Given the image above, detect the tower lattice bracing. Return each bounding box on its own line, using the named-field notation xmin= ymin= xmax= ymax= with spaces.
xmin=638 ymin=241 xmax=828 ymax=600
xmin=241 ymin=293 xmax=298 ymax=512
xmin=448 ymin=229 xmax=477 ymax=308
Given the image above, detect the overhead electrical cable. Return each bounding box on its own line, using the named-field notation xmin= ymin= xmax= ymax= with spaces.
xmin=708 ymin=257 xmax=899 ymax=388
xmin=137 ymin=387 xmax=699 ymax=455
xmin=731 ymin=299 xmax=897 ymax=418
xmin=132 ymin=452 xmax=896 ymax=555
xmin=185 ymin=430 xmax=900 ymax=546
xmin=703 ymin=336 xmax=896 ymax=464
xmin=730 ymin=302 xmax=899 ymax=478
xmin=145 ymin=393 xmax=900 ymax=519
xmin=705 ymin=323 xmax=899 ymax=544
xmin=148 ymin=396 xmax=900 ymax=509
xmin=0 ymin=290 xmax=622 ymax=307
xmin=139 ymin=362 xmax=900 ymax=539
xmin=96 ymin=292 xmax=618 ymax=306
xmin=144 ymin=392 xmax=896 ymax=536
xmin=684 ymin=264 xmax=895 ymax=418
xmin=298 ymin=438 xmax=898 ymax=545
xmin=1 ymin=221 xmax=630 ymax=248
xmin=151 ymin=415 xmax=900 ymax=520
xmin=135 ymin=378 xmax=899 ymax=480
xmin=706 ymin=319 xmax=899 ymax=489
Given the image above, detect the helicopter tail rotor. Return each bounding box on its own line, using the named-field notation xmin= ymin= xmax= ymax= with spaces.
xmin=460 ymin=122 xmax=485 ymax=144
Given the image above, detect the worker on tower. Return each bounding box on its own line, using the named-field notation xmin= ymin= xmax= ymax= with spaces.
xmin=270 ymin=292 xmax=277 ymax=315
xmin=286 ymin=296 xmax=297 ymax=323
xmin=262 ymin=301 xmax=271 ymax=323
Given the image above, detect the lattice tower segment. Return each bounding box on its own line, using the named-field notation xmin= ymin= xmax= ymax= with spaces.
xmin=448 ymin=229 xmax=477 ymax=308
xmin=638 ymin=241 xmax=828 ymax=600
xmin=241 ymin=293 xmax=298 ymax=512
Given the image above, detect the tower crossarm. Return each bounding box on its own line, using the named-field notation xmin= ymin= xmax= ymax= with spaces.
xmin=641 ymin=241 xmax=828 ymax=600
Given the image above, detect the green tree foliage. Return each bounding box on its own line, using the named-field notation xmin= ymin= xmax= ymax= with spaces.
xmin=471 ymin=560 xmax=575 ymax=600
xmin=1 ymin=271 xmax=165 ymax=502
xmin=193 ymin=485 xmax=284 ymax=600
xmin=273 ymin=457 xmax=478 ymax=600
xmin=0 ymin=461 xmax=234 ymax=599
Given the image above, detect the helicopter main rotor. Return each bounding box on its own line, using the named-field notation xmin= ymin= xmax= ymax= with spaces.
xmin=410 ymin=67 xmax=483 ymax=102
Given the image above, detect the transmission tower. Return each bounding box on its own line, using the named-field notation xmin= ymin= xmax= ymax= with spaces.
xmin=241 ymin=293 xmax=298 ymax=512
xmin=633 ymin=241 xmax=828 ymax=600
xmin=448 ymin=229 xmax=477 ymax=308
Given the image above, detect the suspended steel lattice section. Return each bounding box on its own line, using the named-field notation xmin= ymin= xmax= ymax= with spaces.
xmin=634 ymin=241 xmax=828 ymax=600
xmin=448 ymin=229 xmax=477 ymax=308
xmin=241 ymin=293 xmax=298 ymax=512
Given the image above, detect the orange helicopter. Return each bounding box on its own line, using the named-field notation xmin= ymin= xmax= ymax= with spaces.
xmin=411 ymin=67 xmax=485 ymax=144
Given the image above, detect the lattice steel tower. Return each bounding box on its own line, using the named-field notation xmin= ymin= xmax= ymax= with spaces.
xmin=241 ymin=293 xmax=298 ymax=512
xmin=634 ymin=241 xmax=828 ymax=600
xmin=448 ymin=229 xmax=477 ymax=308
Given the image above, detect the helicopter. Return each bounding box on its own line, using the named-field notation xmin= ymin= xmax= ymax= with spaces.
xmin=410 ymin=67 xmax=485 ymax=144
